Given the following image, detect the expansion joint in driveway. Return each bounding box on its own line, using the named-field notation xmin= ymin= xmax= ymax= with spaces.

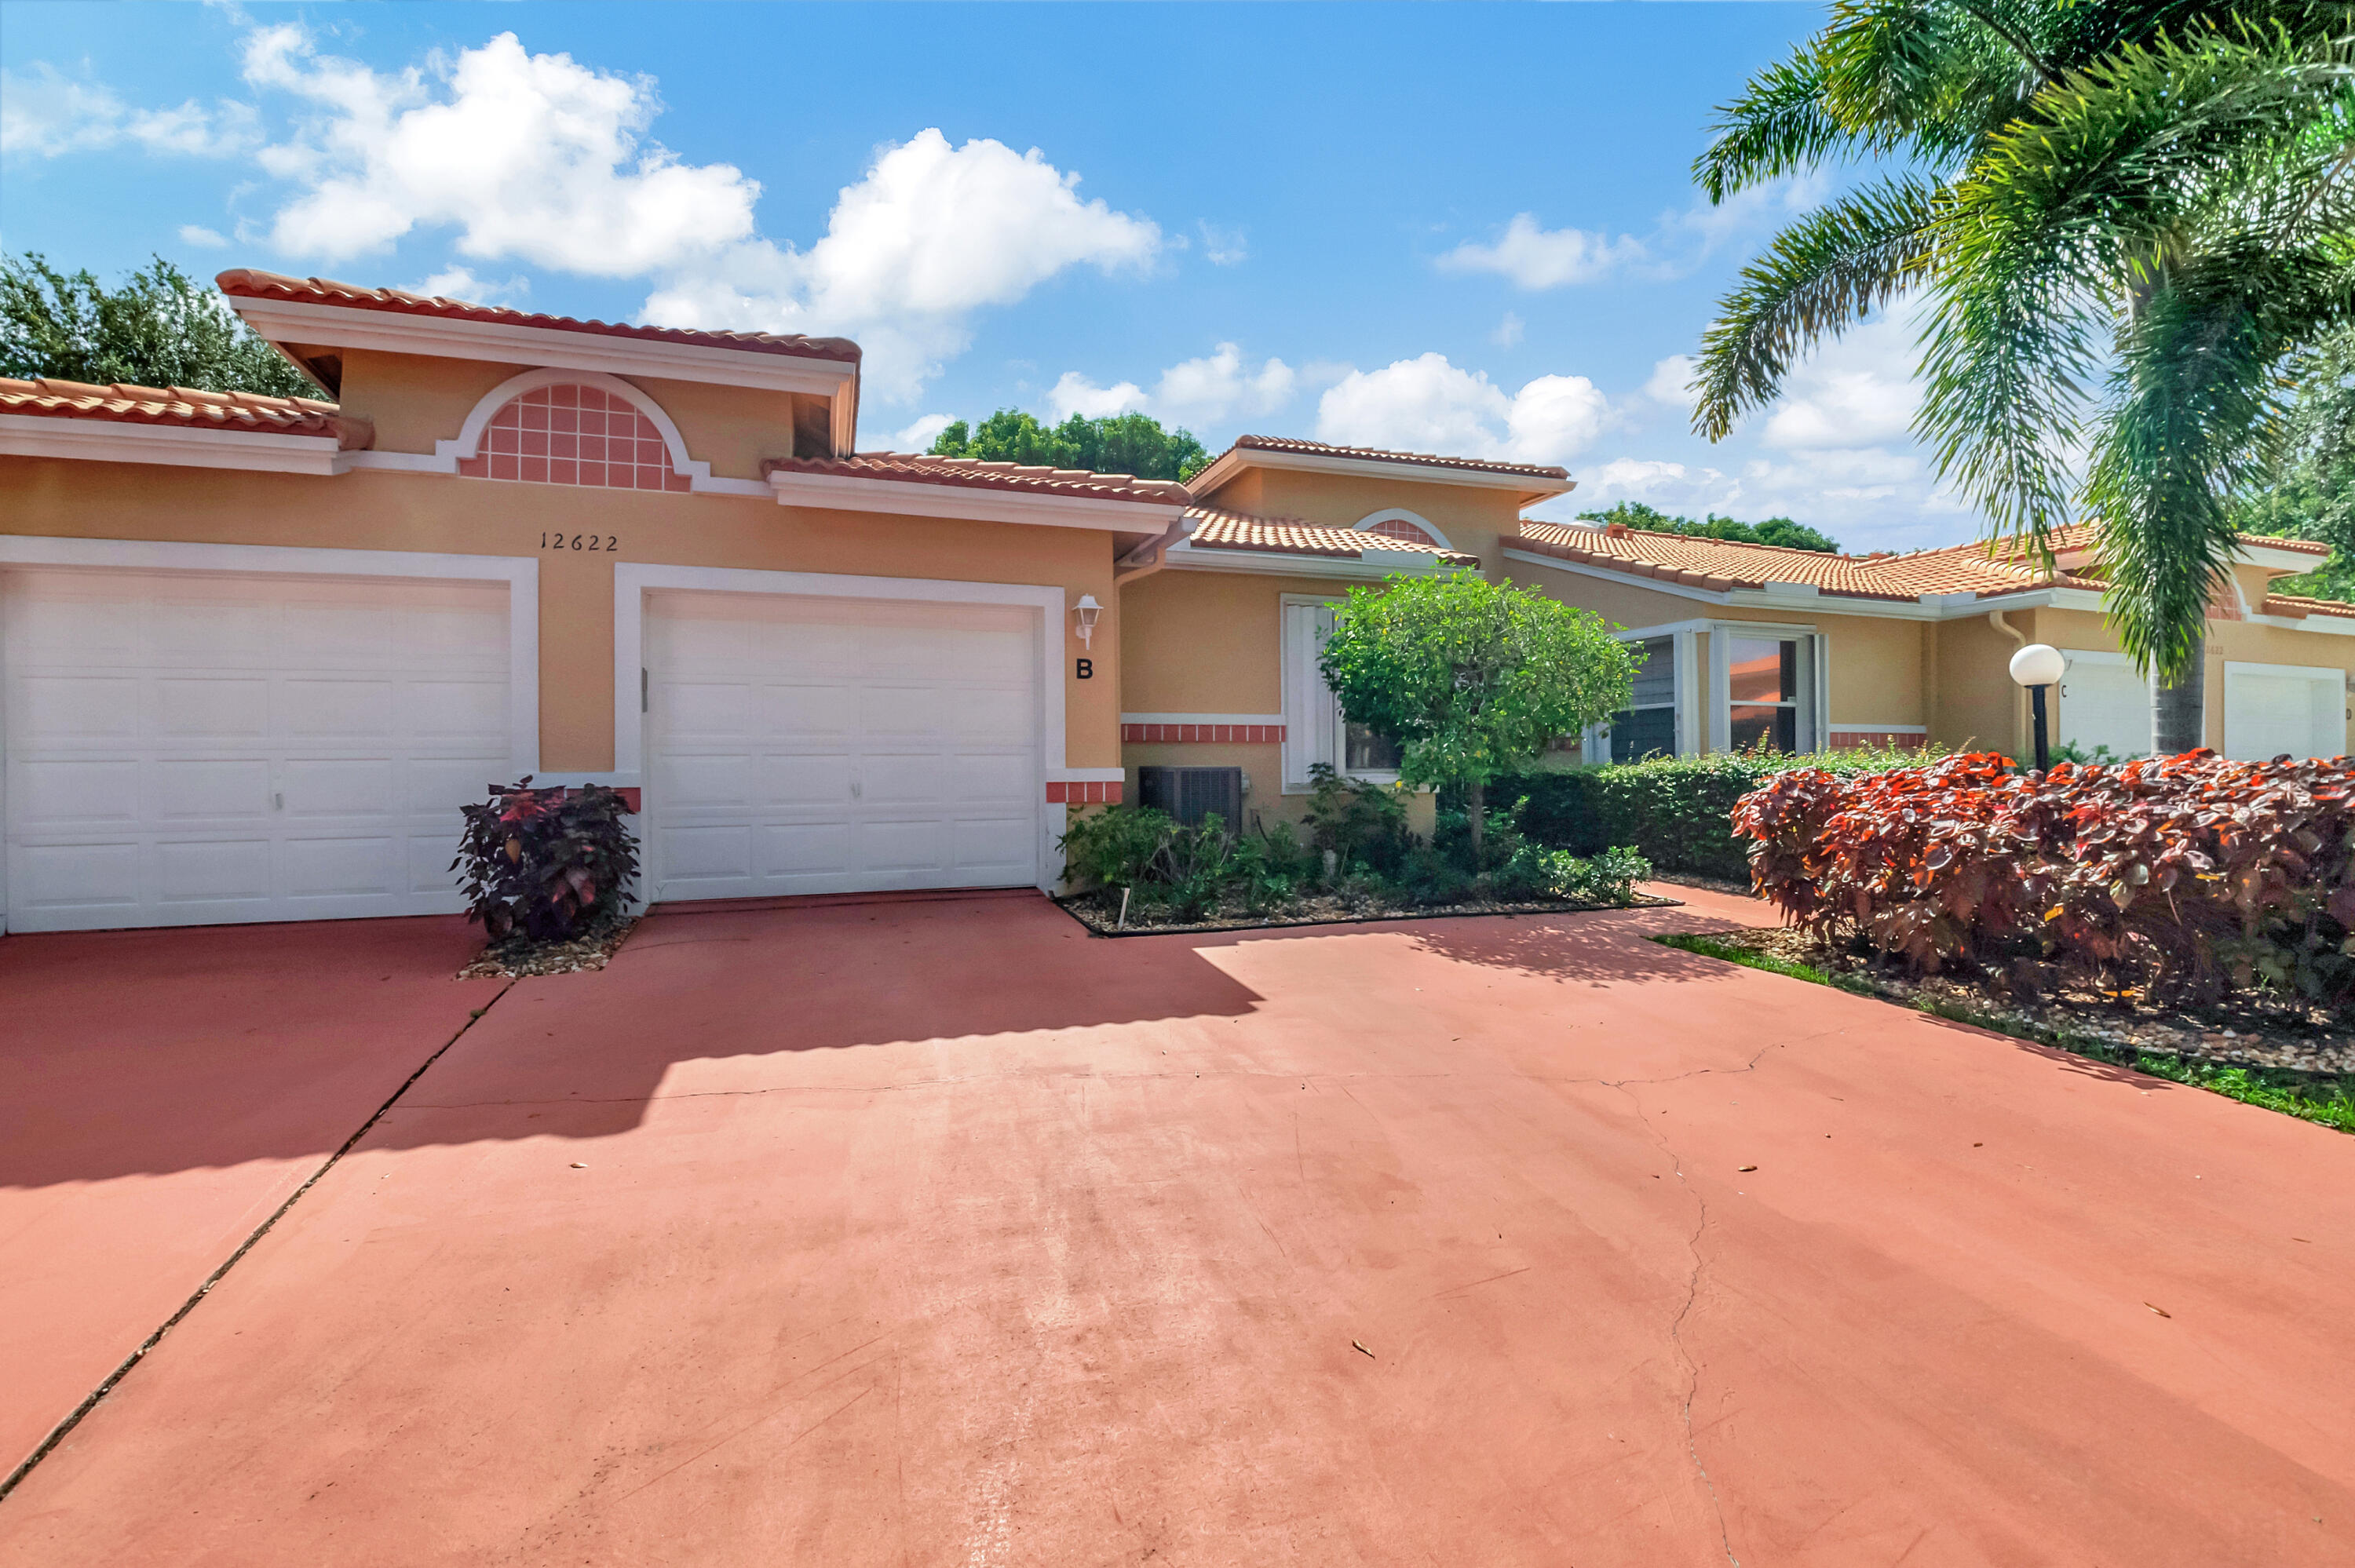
xmin=0 ymin=981 xmax=518 ymax=1503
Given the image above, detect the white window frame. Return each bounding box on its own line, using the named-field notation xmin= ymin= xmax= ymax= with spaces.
xmin=1707 ymin=622 xmax=1828 ymax=754
xmin=1585 ymin=623 xmax=1702 ymax=764
xmin=1280 ymin=593 xmax=1402 ymax=794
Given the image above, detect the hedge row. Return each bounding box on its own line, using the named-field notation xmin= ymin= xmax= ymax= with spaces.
xmin=1496 ymin=746 xmax=1941 ymax=881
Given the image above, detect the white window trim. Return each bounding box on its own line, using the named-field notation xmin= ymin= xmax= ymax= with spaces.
xmin=612 ymin=563 xmax=1071 ymax=894
xmin=1278 ymin=592 xmax=1401 ymax=793
xmin=1707 ymin=621 xmax=1827 ymax=754
xmin=0 ymin=413 xmax=345 ymax=475
xmin=1349 ymin=508 xmax=1453 ymax=549
xmin=0 ymin=534 xmax=540 ymax=935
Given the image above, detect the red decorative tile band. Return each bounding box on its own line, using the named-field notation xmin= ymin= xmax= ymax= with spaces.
xmin=1120 ymin=724 xmax=1285 ymax=744
xmin=1046 ymin=780 xmax=1123 ymax=805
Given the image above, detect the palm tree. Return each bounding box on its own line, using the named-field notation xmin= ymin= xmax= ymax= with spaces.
xmin=1690 ymin=1 xmax=2354 ymax=753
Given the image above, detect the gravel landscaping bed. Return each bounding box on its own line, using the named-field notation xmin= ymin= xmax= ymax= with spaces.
xmin=1057 ymin=888 xmax=1678 ymax=937
xmin=1692 ymin=924 xmax=2352 ymax=1075
xmin=458 ymin=911 xmax=638 ymax=979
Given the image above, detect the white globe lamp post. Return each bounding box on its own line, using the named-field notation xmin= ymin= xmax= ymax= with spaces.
xmin=2008 ymin=643 xmax=2065 ymax=771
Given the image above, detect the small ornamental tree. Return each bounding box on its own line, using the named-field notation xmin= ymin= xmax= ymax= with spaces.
xmin=1318 ymin=574 xmax=1638 ymax=852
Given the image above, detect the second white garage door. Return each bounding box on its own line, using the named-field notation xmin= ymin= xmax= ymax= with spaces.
xmin=2224 ymin=662 xmax=2347 ymax=761
xmin=645 ymin=590 xmax=1042 ymax=901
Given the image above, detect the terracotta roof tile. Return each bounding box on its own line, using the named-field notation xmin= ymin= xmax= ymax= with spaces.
xmin=763 ymin=451 xmax=1189 ymax=505
xmin=1221 ymin=433 xmax=1570 ymax=483
xmin=0 ymin=375 xmax=372 ymax=447
xmin=217 ymin=269 xmax=861 ymax=365
xmin=1183 ymin=505 xmax=1479 ymax=567
xmin=2264 ymin=593 xmax=2355 ymax=620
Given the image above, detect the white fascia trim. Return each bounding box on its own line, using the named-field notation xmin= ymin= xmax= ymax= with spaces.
xmin=2251 ymin=611 xmax=2355 ymax=636
xmin=1122 ymin=712 xmax=1286 ymax=726
xmin=1166 ymin=542 xmax=1461 ymax=580
xmin=230 ymin=295 xmax=856 ymax=398
xmin=0 ymin=534 xmax=539 ymax=781
xmin=2237 ymin=542 xmax=2331 ymax=574
xmin=1350 ymin=508 xmax=1454 ymax=549
xmin=612 ymin=564 xmax=1070 ymax=893
xmin=770 ymin=469 xmax=1185 ymax=532
xmin=1192 ymin=444 xmax=1572 ymax=499
xmin=0 ymin=413 xmax=344 ymax=475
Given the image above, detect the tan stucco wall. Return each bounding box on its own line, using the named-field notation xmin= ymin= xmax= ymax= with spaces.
xmin=1119 ymin=566 xmax=1370 ymax=714
xmin=1 ymin=457 xmax=1119 ymax=774
xmin=2028 ymin=606 xmax=2355 ymax=756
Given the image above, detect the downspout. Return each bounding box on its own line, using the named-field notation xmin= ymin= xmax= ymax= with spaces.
xmin=1988 ymin=611 xmax=2028 ymax=761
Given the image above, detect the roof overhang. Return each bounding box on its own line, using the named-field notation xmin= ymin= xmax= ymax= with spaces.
xmin=1189 ymin=443 xmax=1573 ymax=504
xmin=1164 ymin=539 xmax=1475 ymax=580
xmin=2236 ymin=541 xmax=2331 ymax=574
xmin=231 ymin=294 xmax=860 ymax=452
xmin=1499 ymin=546 xmax=2084 ymax=621
xmin=768 ymin=467 xmax=1186 ymax=538
xmin=0 ymin=413 xmax=346 ymax=476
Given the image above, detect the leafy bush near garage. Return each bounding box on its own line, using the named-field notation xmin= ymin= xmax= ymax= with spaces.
xmin=1497 ymin=743 xmax=1948 ymax=880
xmin=1733 ymin=749 xmax=2355 ymax=1011
xmin=454 ymin=779 xmax=641 ymax=943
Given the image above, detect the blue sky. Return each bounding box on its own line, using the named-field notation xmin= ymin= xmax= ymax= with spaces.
xmin=1 ymin=2 xmax=1971 ymax=551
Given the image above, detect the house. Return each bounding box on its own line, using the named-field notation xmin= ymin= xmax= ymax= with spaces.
xmin=2 ymin=269 xmax=2349 ymax=933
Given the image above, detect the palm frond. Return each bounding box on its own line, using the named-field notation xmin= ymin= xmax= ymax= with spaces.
xmin=1692 ymin=177 xmax=1944 ymax=440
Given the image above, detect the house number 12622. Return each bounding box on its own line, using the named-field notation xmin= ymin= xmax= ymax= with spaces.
xmin=542 ymin=533 xmax=619 ymax=551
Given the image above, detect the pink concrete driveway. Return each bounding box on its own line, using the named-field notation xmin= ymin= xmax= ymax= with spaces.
xmin=2 ymin=889 xmax=2350 ymax=1566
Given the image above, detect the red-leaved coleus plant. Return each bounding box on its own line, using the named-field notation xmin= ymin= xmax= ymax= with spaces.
xmin=1734 ymin=750 xmax=2355 ymax=1009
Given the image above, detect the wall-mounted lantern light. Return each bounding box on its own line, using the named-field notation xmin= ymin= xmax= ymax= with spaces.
xmin=1072 ymin=593 xmax=1102 ymax=650
xmin=2007 ymin=642 xmax=2065 ymax=771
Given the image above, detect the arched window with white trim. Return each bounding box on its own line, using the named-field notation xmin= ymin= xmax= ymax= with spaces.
xmin=456 ymin=380 xmax=692 ymax=492
xmin=1351 ymin=508 xmax=1450 ymax=549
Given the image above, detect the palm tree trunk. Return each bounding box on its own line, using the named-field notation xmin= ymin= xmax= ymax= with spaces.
xmin=2151 ymin=634 xmax=2206 ymax=754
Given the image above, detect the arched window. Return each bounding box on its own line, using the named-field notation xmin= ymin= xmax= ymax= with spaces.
xmin=457 ymin=382 xmax=692 ymax=492
xmin=1351 ymin=508 xmax=1450 ymax=549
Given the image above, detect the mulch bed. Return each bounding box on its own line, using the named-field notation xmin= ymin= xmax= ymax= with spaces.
xmin=1698 ymin=924 xmax=2352 ymax=1075
xmin=1054 ymin=888 xmax=1678 ymax=937
xmin=457 ymin=911 xmax=638 ymax=979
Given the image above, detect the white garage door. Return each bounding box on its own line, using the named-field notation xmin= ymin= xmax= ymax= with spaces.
xmin=2224 ymin=662 xmax=2346 ymax=761
xmin=2058 ymin=650 xmax=2150 ymax=760
xmin=3 ymin=568 xmax=511 ymax=932
xmin=646 ymin=590 xmax=1041 ymax=901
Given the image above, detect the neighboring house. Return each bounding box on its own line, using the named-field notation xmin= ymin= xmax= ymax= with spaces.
xmin=2 ymin=269 xmax=2349 ymax=933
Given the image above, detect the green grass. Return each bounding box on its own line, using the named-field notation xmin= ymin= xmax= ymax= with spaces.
xmin=1653 ymin=932 xmax=2355 ymax=1134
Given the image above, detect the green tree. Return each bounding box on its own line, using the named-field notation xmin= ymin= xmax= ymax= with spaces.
xmin=929 ymin=407 xmax=1213 ymax=482
xmin=1317 ymin=574 xmax=1638 ymax=854
xmin=1576 ymin=499 xmax=1841 ymax=552
xmin=2240 ymin=321 xmax=2355 ymax=597
xmin=1690 ymin=4 xmax=2355 ymax=753
xmin=2 ymin=253 xmax=318 ymax=399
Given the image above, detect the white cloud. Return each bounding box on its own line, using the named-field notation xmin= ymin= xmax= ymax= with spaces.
xmin=1643 ymin=353 xmax=1696 ymax=412
xmin=243 ymin=28 xmax=759 ymax=275
xmin=178 ymin=224 xmax=229 ymax=249
xmin=0 ymin=63 xmax=257 ymax=159
xmin=1758 ymin=308 xmax=1921 ymax=450
xmin=1314 ymin=353 xmax=1609 ymax=465
xmin=412 ymin=265 xmax=526 ymax=303
xmin=1492 ymin=312 xmax=1524 ymax=348
xmin=1437 ymin=214 xmax=1647 ymax=290
xmin=889 ymin=414 xmax=955 ymax=451
xmin=641 ymin=127 xmax=1161 ymax=400
xmin=1198 ymin=221 xmax=1247 ymax=266
xmin=1047 ymin=342 xmax=1296 ymax=428
xmin=1438 ymin=175 xmax=1829 ymax=292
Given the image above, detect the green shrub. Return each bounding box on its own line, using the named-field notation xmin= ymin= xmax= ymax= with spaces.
xmin=1304 ymin=763 xmax=1411 ymax=877
xmin=1500 ymin=745 xmax=1946 ymax=881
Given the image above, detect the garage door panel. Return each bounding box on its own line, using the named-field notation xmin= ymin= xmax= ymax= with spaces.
xmin=19 ymin=674 xmax=141 ymax=737
xmin=154 ymin=758 xmax=272 ymax=819
xmin=157 ymin=839 xmax=272 ymax=903
xmin=2225 ymin=665 xmax=2343 ymax=760
xmin=158 ymin=677 xmax=271 ymax=738
xmin=647 ymin=590 xmax=1041 ymax=901
xmin=759 ymin=751 xmax=852 ymax=806
xmin=5 ymin=568 xmax=510 ymax=931
xmin=15 ymin=842 xmax=141 ymax=912
xmin=659 ymin=824 xmax=757 ymax=884
xmin=760 ymin=822 xmax=852 ymax=877
xmin=283 ymin=835 xmax=401 ymax=899
xmin=657 ymin=751 xmax=754 ymax=808
xmin=18 ymin=759 xmax=140 ymax=824
xmin=663 ymin=680 xmax=758 ymax=737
